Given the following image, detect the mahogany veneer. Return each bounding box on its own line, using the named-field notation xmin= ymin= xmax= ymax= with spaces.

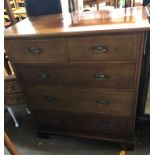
xmin=4 ymin=6 xmax=149 ymax=149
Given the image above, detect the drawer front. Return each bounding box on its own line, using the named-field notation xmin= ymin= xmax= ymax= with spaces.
xmin=67 ymin=34 xmax=138 ymax=60
xmin=16 ymin=64 xmax=135 ymax=89
xmin=5 ymin=39 xmax=66 ymax=63
xmin=4 ymin=93 xmax=26 ymax=105
xmin=34 ymin=109 xmax=130 ymax=138
xmin=26 ymin=86 xmax=132 ymax=115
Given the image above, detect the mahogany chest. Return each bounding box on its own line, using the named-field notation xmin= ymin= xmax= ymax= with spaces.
xmin=4 ymin=6 xmax=149 ymax=149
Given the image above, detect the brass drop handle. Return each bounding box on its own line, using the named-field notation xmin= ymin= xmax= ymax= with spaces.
xmin=95 ymin=74 xmax=109 ymax=80
xmin=39 ymin=73 xmax=49 ymax=79
xmin=92 ymin=45 xmax=108 ymax=53
xmin=44 ymin=96 xmax=57 ymax=102
xmin=29 ymin=47 xmax=42 ymax=54
xmin=97 ymin=122 xmax=108 ymax=129
xmin=96 ymin=99 xmax=110 ymax=105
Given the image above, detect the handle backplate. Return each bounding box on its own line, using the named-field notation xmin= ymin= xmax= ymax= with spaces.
xmin=97 ymin=122 xmax=108 ymax=129
xmin=39 ymin=73 xmax=49 ymax=79
xmin=29 ymin=47 xmax=42 ymax=54
xmin=91 ymin=45 xmax=108 ymax=53
xmin=95 ymin=73 xmax=109 ymax=80
xmin=44 ymin=96 xmax=57 ymax=102
xmin=96 ymin=99 xmax=110 ymax=105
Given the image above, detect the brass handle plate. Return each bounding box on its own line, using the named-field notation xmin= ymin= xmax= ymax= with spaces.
xmin=97 ymin=122 xmax=108 ymax=129
xmin=96 ymin=99 xmax=110 ymax=105
xmin=29 ymin=47 xmax=42 ymax=54
xmin=44 ymin=96 xmax=57 ymax=102
xmin=91 ymin=45 xmax=108 ymax=53
xmin=39 ymin=73 xmax=49 ymax=79
xmin=95 ymin=74 xmax=109 ymax=80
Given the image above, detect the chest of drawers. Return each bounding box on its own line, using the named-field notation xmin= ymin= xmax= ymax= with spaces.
xmin=4 ymin=6 xmax=149 ymax=149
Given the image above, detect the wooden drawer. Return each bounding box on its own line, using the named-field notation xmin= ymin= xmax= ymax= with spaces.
xmin=26 ymin=86 xmax=132 ymax=116
xmin=5 ymin=93 xmax=26 ymax=105
xmin=34 ymin=109 xmax=130 ymax=138
xmin=16 ymin=64 xmax=135 ymax=89
xmin=5 ymin=38 xmax=66 ymax=63
xmin=5 ymin=78 xmax=22 ymax=94
xmin=67 ymin=34 xmax=138 ymax=61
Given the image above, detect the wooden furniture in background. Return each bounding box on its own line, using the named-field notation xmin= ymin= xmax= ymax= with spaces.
xmin=4 ymin=0 xmax=27 ymax=28
xmin=5 ymin=76 xmax=26 ymax=106
xmin=4 ymin=0 xmax=17 ymax=27
xmin=4 ymin=75 xmax=28 ymax=128
xmin=4 ymin=6 xmax=149 ymax=149
xmin=4 ymin=55 xmax=30 ymax=128
xmin=13 ymin=7 xmax=26 ymax=20
xmin=4 ymin=53 xmax=12 ymax=75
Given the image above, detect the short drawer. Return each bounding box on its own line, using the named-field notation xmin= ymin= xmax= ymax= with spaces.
xmin=67 ymin=34 xmax=138 ymax=60
xmin=26 ymin=86 xmax=133 ymax=116
xmin=16 ymin=64 xmax=135 ymax=89
xmin=5 ymin=38 xmax=66 ymax=63
xmin=34 ymin=109 xmax=130 ymax=138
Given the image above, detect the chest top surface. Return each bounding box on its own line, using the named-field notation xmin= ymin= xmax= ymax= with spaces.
xmin=4 ymin=6 xmax=149 ymax=38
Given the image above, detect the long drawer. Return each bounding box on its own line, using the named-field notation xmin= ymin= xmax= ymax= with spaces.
xmin=25 ymin=86 xmax=132 ymax=115
xmin=33 ymin=109 xmax=130 ymax=138
xmin=5 ymin=38 xmax=66 ymax=63
xmin=67 ymin=34 xmax=138 ymax=61
xmin=16 ymin=64 xmax=135 ymax=89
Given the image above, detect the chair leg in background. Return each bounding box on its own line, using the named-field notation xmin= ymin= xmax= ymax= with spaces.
xmin=7 ymin=107 xmax=19 ymax=128
xmin=4 ymin=131 xmax=20 ymax=155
